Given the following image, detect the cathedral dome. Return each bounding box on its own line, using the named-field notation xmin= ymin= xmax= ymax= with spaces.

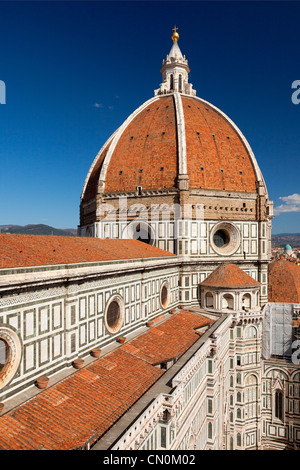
xmin=81 ymin=31 xmax=266 ymax=204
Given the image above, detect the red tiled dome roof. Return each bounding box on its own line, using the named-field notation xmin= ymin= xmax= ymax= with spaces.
xmin=200 ymin=263 xmax=261 ymax=288
xmin=81 ymin=93 xmax=264 ymax=202
xmin=268 ymin=258 xmax=300 ymax=303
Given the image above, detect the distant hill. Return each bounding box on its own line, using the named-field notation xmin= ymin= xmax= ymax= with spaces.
xmin=271 ymin=233 xmax=300 ymax=248
xmin=0 ymin=224 xmax=77 ymax=237
xmin=0 ymin=225 xmax=299 ymax=247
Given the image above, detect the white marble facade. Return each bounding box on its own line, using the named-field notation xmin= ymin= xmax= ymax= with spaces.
xmin=0 ymin=255 xmax=179 ymax=401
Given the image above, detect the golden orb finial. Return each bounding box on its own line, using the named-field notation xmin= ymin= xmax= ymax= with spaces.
xmin=172 ymin=26 xmax=179 ymax=42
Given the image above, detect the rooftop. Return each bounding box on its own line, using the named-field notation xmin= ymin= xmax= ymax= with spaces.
xmin=200 ymin=263 xmax=261 ymax=288
xmin=0 ymin=234 xmax=175 ymax=269
xmin=0 ymin=309 xmax=212 ymax=450
xmin=82 ymin=94 xmax=259 ymax=201
xmin=268 ymin=258 xmax=300 ymax=303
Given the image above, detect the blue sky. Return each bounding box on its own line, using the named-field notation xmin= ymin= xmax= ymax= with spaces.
xmin=0 ymin=0 xmax=299 ymax=234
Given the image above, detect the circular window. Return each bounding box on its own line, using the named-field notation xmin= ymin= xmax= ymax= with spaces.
xmin=213 ymin=229 xmax=230 ymax=248
xmin=122 ymin=220 xmax=155 ymax=246
xmin=160 ymin=281 xmax=170 ymax=309
xmin=0 ymin=339 xmax=9 ymax=376
xmin=104 ymin=295 xmax=125 ymax=334
xmin=0 ymin=327 xmax=22 ymax=390
xmin=210 ymin=222 xmax=240 ymax=256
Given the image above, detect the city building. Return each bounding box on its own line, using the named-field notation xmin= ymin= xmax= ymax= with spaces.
xmin=0 ymin=29 xmax=299 ymax=451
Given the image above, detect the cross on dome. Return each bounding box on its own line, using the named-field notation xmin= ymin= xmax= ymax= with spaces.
xmin=155 ymin=28 xmax=196 ymax=96
xmin=172 ymin=25 xmax=179 ymax=42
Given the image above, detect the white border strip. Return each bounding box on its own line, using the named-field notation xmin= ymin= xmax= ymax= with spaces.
xmin=98 ymin=95 xmax=161 ymax=192
xmin=173 ymin=92 xmax=188 ymax=175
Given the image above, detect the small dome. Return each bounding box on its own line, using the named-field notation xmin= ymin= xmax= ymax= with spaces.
xmin=200 ymin=263 xmax=261 ymax=289
xmin=269 ymin=258 xmax=300 ymax=303
xmin=284 ymin=244 xmax=292 ymax=251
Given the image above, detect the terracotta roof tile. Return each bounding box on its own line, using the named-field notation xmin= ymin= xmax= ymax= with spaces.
xmin=82 ymin=94 xmax=258 ymax=200
xmin=0 ymin=234 xmax=174 ymax=269
xmin=268 ymin=258 xmax=300 ymax=303
xmin=182 ymin=97 xmax=257 ymax=192
xmin=104 ymin=96 xmax=178 ymax=193
xmin=200 ymin=263 xmax=261 ymax=288
xmin=124 ymin=309 xmax=211 ymax=364
xmin=0 ymin=310 xmax=212 ymax=450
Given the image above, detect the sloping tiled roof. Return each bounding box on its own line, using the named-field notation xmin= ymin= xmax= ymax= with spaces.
xmin=268 ymin=258 xmax=300 ymax=303
xmin=123 ymin=309 xmax=211 ymax=364
xmin=0 ymin=310 xmax=212 ymax=450
xmin=200 ymin=263 xmax=261 ymax=288
xmin=0 ymin=234 xmax=175 ymax=269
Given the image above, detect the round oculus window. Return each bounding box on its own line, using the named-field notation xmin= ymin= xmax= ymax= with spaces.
xmin=0 ymin=327 xmax=22 ymax=390
xmin=160 ymin=281 xmax=170 ymax=309
xmin=210 ymin=222 xmax=240 ymax=256
xmin=122 ymin=220 xmax=155 ymax=246
xmin=0 ymin=339 xmax=9 ymax=376
xmin=104 ymin=295 xmax=125 ymax=335
xmin=213 ymin=229 xmax=230 ymax=248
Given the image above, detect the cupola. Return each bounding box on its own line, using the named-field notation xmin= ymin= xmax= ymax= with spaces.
xmin=154 ymin=27 xmax=196 ymax=96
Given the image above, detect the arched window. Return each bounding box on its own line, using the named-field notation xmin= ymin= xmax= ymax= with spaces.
xmin=237 ymin=392 xmax=241 ymax=402
xmin=237 ymin=408 xmax=241 ymax=419
xmin=237 ymin=433 xmax=242 ymax=447
xmin=179 ymin=74 xmax=182 ymax=92
xmin=208 ymin=422 xmax=212 ymax=439
xmin=245 ymin=374 xmax=258 ymax=419
xmin=245 ymin=325 xmax=257 ymax=339
xmin=162 ymin=409 xmax=171 ymax=422
xmin=205 ymin=292 xmax=213 ymax=308
xmin=242 ymin=293 xmax=251 ymax=310
xmin=275 ymin=389 xmax=283 ymax=420
xmin=222 ymin=294 xmax=234 ymax=310
xmin=236 ymin=372 xmax=241 ymax=384
xmin=170 ymin=74 xmax=174 ymax=90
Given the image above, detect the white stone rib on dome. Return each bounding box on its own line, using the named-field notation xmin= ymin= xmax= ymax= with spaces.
xmin=80 ymin=129 xmax=118 ymax=201
xmin=81 ymin=92 xmax=268 ymax=201
xmin=173 ymin=92 xmax=187 ymax=175
xmin=81 ymin=92 xmax=191 ymax=200
xmin=98 ymin=95 xmax=161 ymax=194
